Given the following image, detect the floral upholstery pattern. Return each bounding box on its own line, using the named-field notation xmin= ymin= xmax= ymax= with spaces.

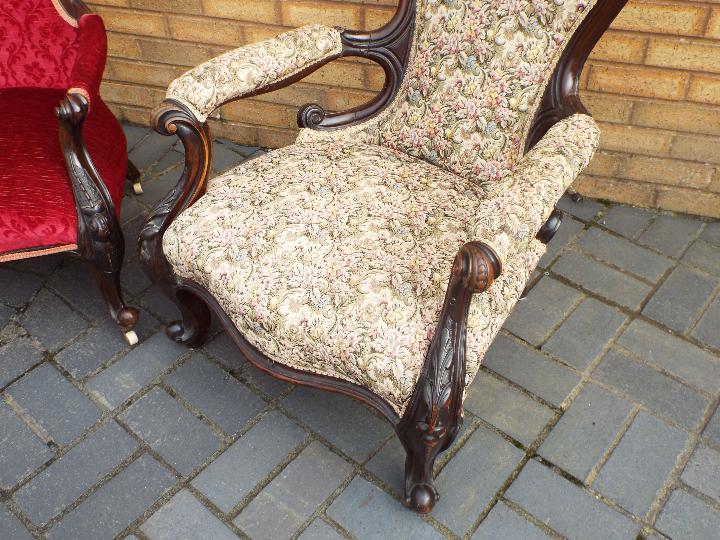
xmin=166 ymin=24 xmax=343 ymax=122
xmin=0 ymin=0 xmax=79 ymax=89
xmin=163 ymin=114 xmax=598 ymax=414
xmin=299 ymin=0 xmax=598 ymax=182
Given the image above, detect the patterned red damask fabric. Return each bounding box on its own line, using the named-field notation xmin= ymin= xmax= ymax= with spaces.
xmin=0 ymin=0 xmax=79 ymax=89
xmin=0 ymin=88 xmax=128 ymax=255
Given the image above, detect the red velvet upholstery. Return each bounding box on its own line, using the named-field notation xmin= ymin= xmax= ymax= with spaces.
xmin=69 ymin=14 xmax=107 ymax=101
xmin=0 ymin=88 xmax=128 ymax=256
xmin=0 ymin=0 xmax=79 ymax=89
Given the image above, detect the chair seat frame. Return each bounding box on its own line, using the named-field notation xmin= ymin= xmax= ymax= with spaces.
xmin=139 ymin=0 xmax=628 ymax=512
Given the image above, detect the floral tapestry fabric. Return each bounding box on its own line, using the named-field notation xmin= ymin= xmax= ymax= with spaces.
xmin=299 ymin=0 xmax=598 ymax=183
xmin=166 ymin=24 xmax=343 ymax=122
xmin=0 ymin=0 xmax=79 ymax=89
xmin=163 ymin=114 xmax=596 ymax=414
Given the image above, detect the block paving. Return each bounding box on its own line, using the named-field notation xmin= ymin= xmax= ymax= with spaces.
xmin=1 ymin=124 xmax=719 ymax=539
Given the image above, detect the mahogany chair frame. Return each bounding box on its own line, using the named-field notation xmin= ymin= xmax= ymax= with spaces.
xmin=14 ymin=0 xmax=141 ymax=342
xmin=140 ymin=0 xmax=628 ymax=512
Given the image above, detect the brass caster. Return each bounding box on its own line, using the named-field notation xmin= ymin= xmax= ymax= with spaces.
xmin=124 ymin=330 xmax=139 ymax=346
xmin=133 ymin=182 xmax=143 ymax=195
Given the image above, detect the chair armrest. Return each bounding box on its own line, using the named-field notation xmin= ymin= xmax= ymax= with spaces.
xmin=470 ymin=114 xmax=600 ymax=267
xmin=66 ymin=14 xmax=108 ymax=104
xmin=166 ymin=24 xmax=343 ymax=122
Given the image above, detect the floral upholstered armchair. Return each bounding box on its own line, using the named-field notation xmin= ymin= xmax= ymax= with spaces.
xmin=0 ymin=0 xmax=141 ymax=343
xmin=141 ymin=0 xmax=627 ymax=512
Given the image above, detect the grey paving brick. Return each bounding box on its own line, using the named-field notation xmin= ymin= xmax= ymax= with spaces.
xmin=21 ymin=289 xmax=88 ymax=351
xmin=7 ymin=363 xmax=101 ymax=445
xmin=472 ymin=501 xmax=551 ymax=540
xmin=55 ymin=321 xmax=129 ymax=379
xmin=503 ymin=277 xmax=583 ymax=345
xmin=139 ymin=166 xmax=183 ymax=207
xmin=597 ymin=204 xmax=655 ymax=239
xmin=543 ymin=298 xmax=627 ymax=370
xmin=234 ymin=441 xmax=352 ymax=540
xmin=552 ymin=252 xmax=652 ymax=310
xmin=465 ymin=372 xmax=556 ymax=445
xmin=212 ymin=141 xmax=247 ymax=173
xmin=0 ymin=401 xmax=53 ymax=488
xmin=0 ymin=267 xmax=43 ymax=307
xmin=191 ymin=411 xmax=307 ymax=513
xmin=139 ymin=286 xmax=183 ymax=324
xmin=128 ymin=132 xmax=177 ymax=170
xmin=121 ymin=387 xmax=221 ymax=476
xmin=282 ymin=387 xmax=392 ymax=461
xmin=539 ymin=383 xmax=633 ymax=480
xmin=703 ymin=406 xmax=720 ymax=445
xmin=47 ymin=454 xmax=176 ymax=540
xmin=87 ymin=332 xmax=185 ymax=409
xmin=639 ymin=215 xmax=704 ymax=257
xmin=692 ymin=295 xmax=720 ymax=350
xmin=141 ymin=490 xmax=237 ymax=540
xmin=165 ymin=354 xmax=265 ymax=435
xmin=538 ymin=215 xmax=584 ymax=267
xmin=655 ymin=489 xmax=720 ymax=540
xmin=119 ymin=258 xmax=154 ymax=297
xmin=579 ymin=228 xmax=674 ymax=282
xmin=506 ymin=460 xmax=640 ymax=540
xmin=47 ymin=262 xmax=109 ymax=321
xmin=298 ymin=519 xmax=345 ymax=540
xmin=0 ymin=503 xmax=33 ymax=540
xmin=592 ymin=348 xmax=709 ymax=428
xmin=8 ymin=254 xmax=64 ymax=277
xmin=683 ymin=240 xmax=720 ymax=276
xmin=0 ymin=338 xmax=43 ymax=388
xmin=327 ymin=476 xmax=443 ymax=540
xmin=618 ymin=319 xmax=720 ymax=392
xmin=483 ymin=334 xmax=581 ymax=406
xmin=364 ymin=435 xmax=407 ymax=496
xmin=642 ymin=266 xmax=718 ymax=333
xmin=594 ymin=412 xmax=688 ymax=516
xmin=146 ymin=147 xmax=184 ymax=178
xmin=0 ymin=303 xmax=14 ymax=329
xmin=14 ymin=421 xmax=138 ymax=525
xmin=204 ymin=332 xmax=291 ymax=397
xmin=433 ymin=424 xmax=524 ymax=535
xmin=120 ymin=197 xmax=148 ymax=225
xmin=700 ymin=222 xmax=720 ymax=247
xmin=123 ymin=124 xmax=149 ymax=151
xmin=681 ymin=445 xmax=720 ymax=502
xmin=557 ymin=195 xmax=605 ymax=222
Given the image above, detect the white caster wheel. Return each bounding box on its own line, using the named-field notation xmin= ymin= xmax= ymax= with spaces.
xmin=133 ymin=182 xmax=144 ymax=195
xmin=124 ymin=330 xmax=139 ymax=346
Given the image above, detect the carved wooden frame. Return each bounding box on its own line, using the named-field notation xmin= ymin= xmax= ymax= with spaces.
xmin=2 ymin=0 xmax=140 ymax=341
xmin=140 ymin=0 xmax=628 ymax=512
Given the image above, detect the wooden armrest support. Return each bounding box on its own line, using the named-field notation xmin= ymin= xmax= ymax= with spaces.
xmin=397 ymin=241 xmax=500 ymax=513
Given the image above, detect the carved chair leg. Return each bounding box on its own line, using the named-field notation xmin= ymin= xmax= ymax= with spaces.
xmin=127 ymin=159 xmax=143 ymax=195
xmin=88 ymin=263 xmax=140 ymax=345
xmin=397 ymin=242 xmax=501 ymax=514
xmin=165 ymin=286 xmax=211 ymax=347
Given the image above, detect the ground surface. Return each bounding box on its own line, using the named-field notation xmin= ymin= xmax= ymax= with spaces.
xmin=1 ymin=124 xmax=720 ymax=540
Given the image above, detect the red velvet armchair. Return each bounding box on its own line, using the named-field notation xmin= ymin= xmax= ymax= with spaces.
xmin=0 ymin=0 xmax=140 ymax=343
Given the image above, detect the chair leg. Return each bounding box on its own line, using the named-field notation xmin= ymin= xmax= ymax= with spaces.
xmin=165 ymin=287 xmax=211 ymax=347
xmin=89 ymin=264 xmax=140 ymax=345
xmin=127 ymin=159 xmax=143 ymax=195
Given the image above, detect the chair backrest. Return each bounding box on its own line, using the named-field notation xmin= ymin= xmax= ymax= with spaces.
xmin=369 ymin=0 xmax=606 ymax=182
xmin=0 ymin=0 xmax=80 ymax=89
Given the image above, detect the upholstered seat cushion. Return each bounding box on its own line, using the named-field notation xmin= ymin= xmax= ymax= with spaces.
xmin=164 ymin=141 xmax=545 ymax=415
xmin=0 ymin=87 xmax=127 ymax=257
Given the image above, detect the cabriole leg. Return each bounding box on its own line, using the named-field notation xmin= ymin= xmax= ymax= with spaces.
xmin=127 ymin=159 xmax=143 ymax=195
xmin=165 ymin=287 xmax=211 ymax=347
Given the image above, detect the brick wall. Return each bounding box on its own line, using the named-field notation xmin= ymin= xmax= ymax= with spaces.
xmin=89 ymin=0 xmax=720 ymax=218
